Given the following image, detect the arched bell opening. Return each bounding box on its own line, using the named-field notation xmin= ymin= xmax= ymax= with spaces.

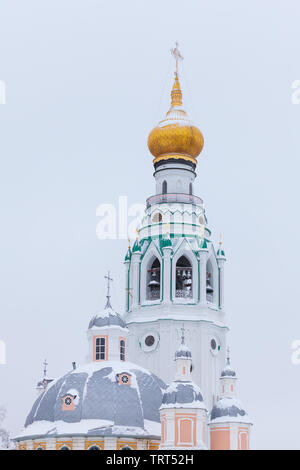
xmin=146 ymin=257 xmax=161 ymax=301
xmin=206 ymin=259 xmax=214 ymax=302
xmin=175 ymin=255 xmax=192 ymax=299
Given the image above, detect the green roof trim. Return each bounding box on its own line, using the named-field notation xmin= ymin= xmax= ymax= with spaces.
xmin=132 ymin=238 xmax=141 ymax=253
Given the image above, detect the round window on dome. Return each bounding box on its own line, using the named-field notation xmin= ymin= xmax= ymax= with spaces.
xmin=211 ymin=339 xmax=216 ymax=350
xmin=199 ymin=215 xmax=205 ymax=225
xmin=152 ymin=212 xmax=163 ymax=223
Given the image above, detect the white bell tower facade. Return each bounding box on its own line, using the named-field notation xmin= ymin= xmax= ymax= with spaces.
xmin=124 ymin=47 xmax=228 ymax=412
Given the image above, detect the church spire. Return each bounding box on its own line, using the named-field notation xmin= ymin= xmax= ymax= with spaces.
xmin=104 ymin=271 xmax=113 ymax=309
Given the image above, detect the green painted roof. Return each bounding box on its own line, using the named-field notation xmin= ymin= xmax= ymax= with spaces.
xmin=132 ymin=238 xmax=141 ymax=253
xmin=124 ymin=247 xmax=132 ymax=261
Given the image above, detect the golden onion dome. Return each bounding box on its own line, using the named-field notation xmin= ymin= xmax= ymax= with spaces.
xmin=148 ymin=74 xmax=204 ymax=165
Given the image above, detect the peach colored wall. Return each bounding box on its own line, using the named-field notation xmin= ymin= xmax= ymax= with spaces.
xmin=56 ymin=440 xmax=73 ymax=450
xmin=116 ymin=440 xmax=137 ymax=450
xmin=61 ymin=395 xmax=75 ymax=411
xmin=84 ymin=440 xmax=104 ymax=450
xmin=238 ymin=427 xmax=249 ymax=450
xmin=161 ymin=416 xmax=166 ymax=443
xmin=210 ymin=427 xmax=230 ymax=450
xmin=174 ymin=413 xmax=196 ymax=447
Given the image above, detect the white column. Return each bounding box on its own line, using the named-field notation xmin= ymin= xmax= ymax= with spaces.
xmin=124 ymin=260 xmax=130 ymax=311
xmin=217 ymin=259 xmax=225 ymax=309
xmin=199 ymin=250 xmax=208 ymax=304
xmin=104 ymin=437 xmax=117 ymax=450
xmin=162 ymin=247 xmax=172 ymax=304
xmin=131 ymin=253 xmax=141 ymax=309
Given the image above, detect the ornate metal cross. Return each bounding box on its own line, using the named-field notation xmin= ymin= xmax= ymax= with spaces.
xmin=171 ymin=41 xmax=183 ymax=74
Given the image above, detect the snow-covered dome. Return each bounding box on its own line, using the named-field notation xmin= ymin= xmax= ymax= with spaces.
xmin=19 ymin=361 xmax=166 ymax=440
xmin=88 ymin=306 xmax=126 ymax=330
xmin=210 ymin=397 xmax=251 ymax=424
xmin=175 ymin=343 xmax=192 ymax=359
xmin=160 ymin=381 xmax=206 ymax=410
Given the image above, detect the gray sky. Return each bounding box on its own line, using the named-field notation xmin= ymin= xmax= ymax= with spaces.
xmin=0 ymin=0 xmax=299 ymax=450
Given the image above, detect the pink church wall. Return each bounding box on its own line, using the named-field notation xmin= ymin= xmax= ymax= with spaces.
xmin=210 ymin=427 xmax=230 ymax=450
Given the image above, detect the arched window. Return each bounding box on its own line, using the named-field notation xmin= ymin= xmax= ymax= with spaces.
xmin=121 ymin=446 xmax=133 ymax=450
xmin=189 ymin=182 xmax=193 ymax=195
xmin=59 ymin=446 xmax=70 ymax=450
xmin=88 ymin=445 xmax=101 ymax=450
xmin=206 ymin=260 xmax=214 ymax=302
xmin=162 ymin=180 xmax=167 ymax=194
xmin=120 ymin=339 xmax=125 ymax=361
xmin=175 ymin=256 xmax=192 ymax=298
xmin=147 ymin=258 xmax=161 ymax=300
xmin=35 ymin=447 xmax=44 ymax=450
xmin=95 ymin=336 xmax=106 ymax=360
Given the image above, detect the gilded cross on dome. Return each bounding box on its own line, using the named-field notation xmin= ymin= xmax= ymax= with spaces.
xmin=171 ymin=41 xmax=183 ymax=75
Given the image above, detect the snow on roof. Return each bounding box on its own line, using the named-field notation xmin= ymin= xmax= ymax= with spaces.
xmin=210 ymin=397 xmax=251 ymax=424
xmin=15 ymin=360 xmax=166 ymax=441
xmin=160 ymin=381 xmax=207 ymax=411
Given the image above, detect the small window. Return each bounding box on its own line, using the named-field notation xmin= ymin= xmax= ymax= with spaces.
xmin=120 ymin=339 xmax=126 ymax=361
xmin=60 ymin=446 xmax=70 ymax=450
xmin=121 ymin=446 xmax=133 ymax=450
xmin=189 ymin=182 xmax=193 ymax=195
xmin=162 ymin=180 xmax=167 ymax=194
xmin=145 ymin=335 xmax=155 ymax=347
xmin=152 ymin=212 xmax=163 ymax=223
xmin=88 ymin=445 xmax=101 ymax=450
xmin=95 ymin=337 xmax=106 ymax=360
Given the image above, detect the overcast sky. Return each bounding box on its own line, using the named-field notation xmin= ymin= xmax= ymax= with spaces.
xmin=0 ymin=0 xmax=299 ymax=450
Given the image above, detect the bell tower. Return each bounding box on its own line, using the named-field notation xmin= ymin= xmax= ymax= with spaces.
xmin=124 ymin=45 xmax=229 ymax=412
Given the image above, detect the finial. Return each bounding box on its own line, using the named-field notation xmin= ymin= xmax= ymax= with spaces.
xmin=128 ymin=238 xmax=131 ymax=249
xmin=43 ymin=359 xmax=48 ymax=378
xmin=165 ymin=222 xmax=170 ymax=235
xmin=104 ymin=271 xmax=113 ymax=309
xmin=226 ymin=346 xmax=230 ymax=366
xmin=135 ymin=228 xmax=139 ymax=239
xmin=181 ymin=324 xmax=185 ymax=345
xmin=219 ymin=233 xmax=223 ymax=247
xmin=171 ymin=41 xmax=183 ymax=76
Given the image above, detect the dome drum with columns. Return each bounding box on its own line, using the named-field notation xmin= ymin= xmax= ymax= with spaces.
xmin=14 ymin=45 xmax=252 ymax=451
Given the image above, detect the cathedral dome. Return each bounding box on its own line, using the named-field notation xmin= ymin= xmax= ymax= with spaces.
xmin=160 ymin=381 xmax=206 ymax=410
xmin=148 ymin=74 xmax=204 ymax=165
xmin=19 ymin=361 xmax=167 ymax=440
xmin=88 ymin=306 xmax=126 ymax=330
xmin=210 ymin=397 xmax=251 ymax=424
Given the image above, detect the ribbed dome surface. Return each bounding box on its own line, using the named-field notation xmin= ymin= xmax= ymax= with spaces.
xmin=20 ymin=362 xmax=167 ymax=440
xmin=148 ymin=74 xmax=204 ymax=165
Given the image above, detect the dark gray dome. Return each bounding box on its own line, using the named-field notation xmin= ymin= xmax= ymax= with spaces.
xmin=88 ymin=307 xmax=126 ymax=329
xmin=160 ymin=381 xmax=206 ymax=410
xmin=175 ymin=345 xmax=192 ymax=359
xmin=20 ymin=361 xmax=166 ymax=440
xmin=221 ymin=367 xmax=236 ymax=377
xmin=210 ymin=397 xmax=250 ymax=423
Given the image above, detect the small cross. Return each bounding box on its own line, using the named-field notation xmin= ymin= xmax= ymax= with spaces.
xmin=104 ymin=271 xmax=113 ymax=308
xmin=226 ymin=346 xmax=230 ymax=365
xmin=181 ymin=325 xmax=185 ymax=345
xmin=43 ymin=359 xmax=48 ymax=377
xmin=171 ymin=41 xmax=183 ymax=75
